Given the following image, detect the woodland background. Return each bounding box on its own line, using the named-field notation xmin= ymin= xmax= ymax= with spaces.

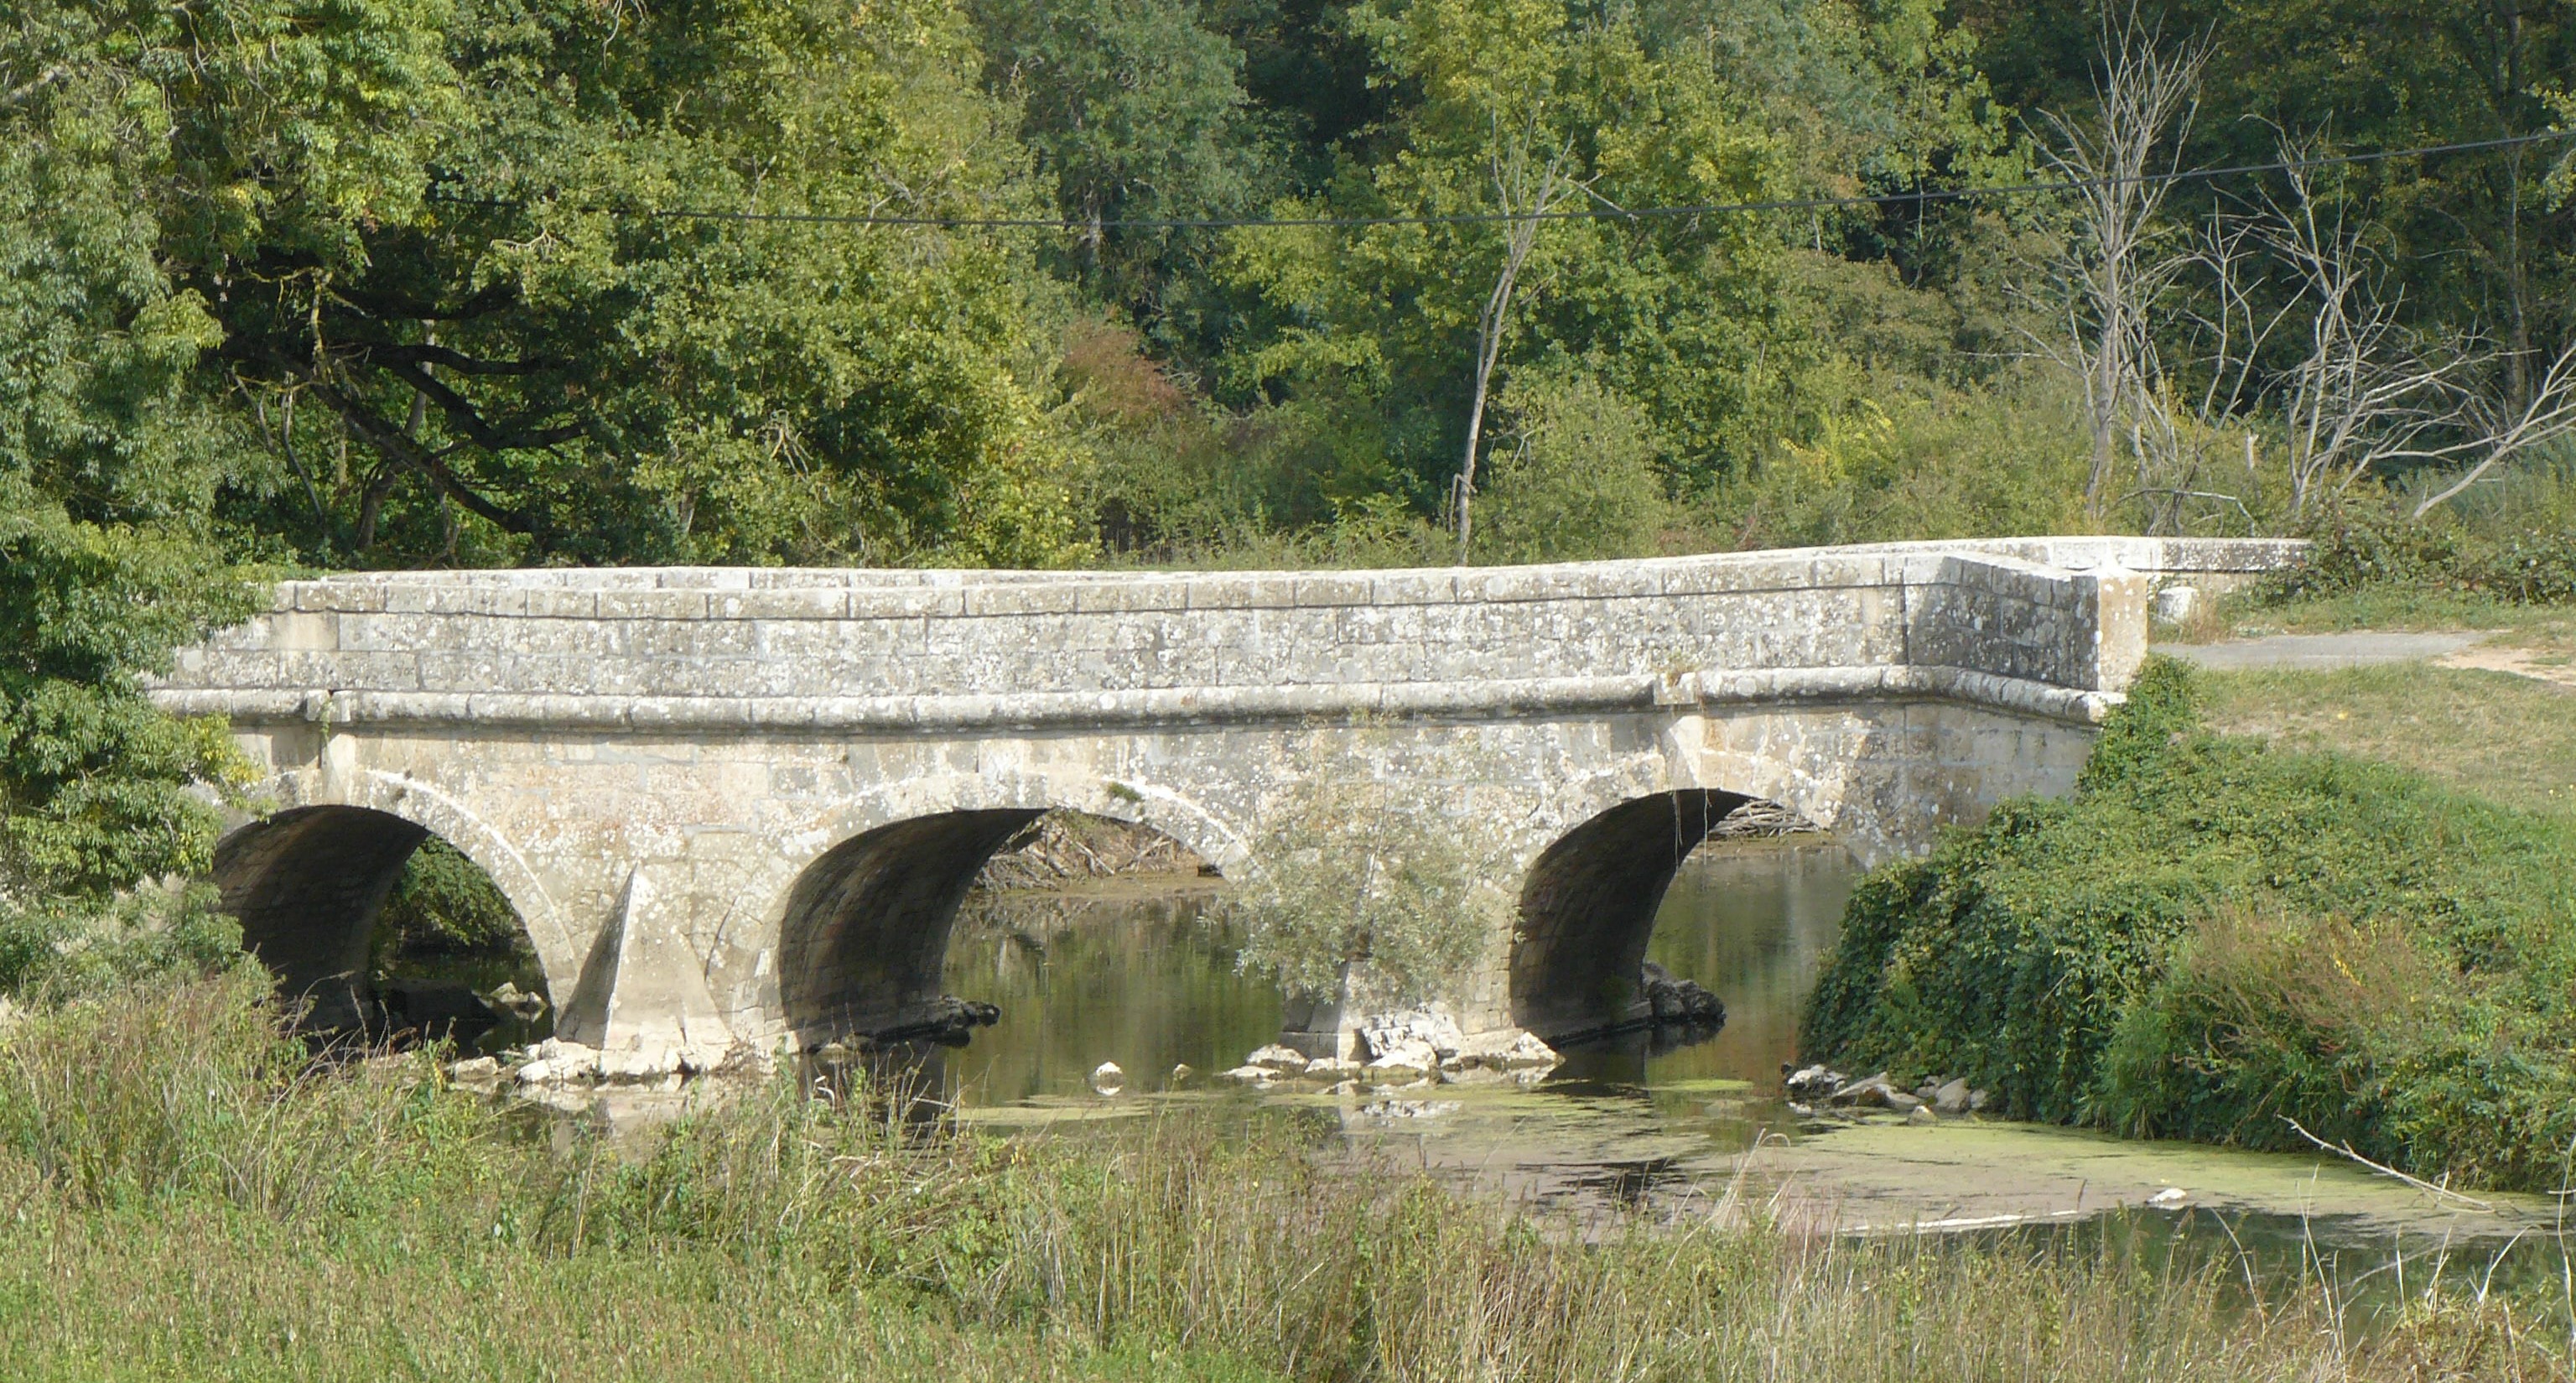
xmin=8 ymin=0 xmax=2576 ymax=918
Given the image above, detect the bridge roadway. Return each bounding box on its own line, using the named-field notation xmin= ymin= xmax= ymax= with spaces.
xmin=150 ymin=536 xmax=2298 ymax=1063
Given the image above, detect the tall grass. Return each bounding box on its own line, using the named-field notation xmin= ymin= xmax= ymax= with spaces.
xmin=0 ymin=977 xmax=2567 ymax=1380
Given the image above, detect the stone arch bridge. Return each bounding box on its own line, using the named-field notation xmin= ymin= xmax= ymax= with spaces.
xmin=151 ymin=537 xmax=2295 ymax=1059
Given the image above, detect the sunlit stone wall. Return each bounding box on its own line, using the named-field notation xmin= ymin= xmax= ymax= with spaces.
xmin=153 ymin=537 xmax=2299 ymax=1048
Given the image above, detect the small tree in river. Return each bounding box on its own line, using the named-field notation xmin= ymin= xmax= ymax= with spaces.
xmin=1228 ymin=777 xmax=1508 ymax=1008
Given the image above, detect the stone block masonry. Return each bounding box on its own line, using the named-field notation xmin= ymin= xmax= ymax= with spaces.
xmin=153 ymin=537 xmax=2299 ymax=1054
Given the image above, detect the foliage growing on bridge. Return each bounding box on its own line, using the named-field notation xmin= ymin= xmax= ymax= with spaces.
xmin=1803 ymin=657 xmax=2576 ymax=1193
xmin=1227 ymin=776 xmax=1507 ymax=1006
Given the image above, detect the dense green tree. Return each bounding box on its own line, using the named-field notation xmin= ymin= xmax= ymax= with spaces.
xmin=0 ymin=491 xmax=257 ymax=905
xmin=1208 ymin=0 xmax=2007 ymax=538
xmin=972 ymin=0 xmax=1271 ymax=351
xmin=4 ymin=0 xmax=1094 ymax=573
xmin=0 ymin=0 xmax=1095 ymax=966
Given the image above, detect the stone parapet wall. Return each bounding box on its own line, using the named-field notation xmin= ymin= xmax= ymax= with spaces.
xmin=155 ymin=538 xmax=2298 ymax=731
xmin=160 ymin=536 xmax=2304 ymax=1054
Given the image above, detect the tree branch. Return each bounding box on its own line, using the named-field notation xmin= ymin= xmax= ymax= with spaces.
xmin=329 ymin=280 xmax=519 ymax=324
xmin=312 ymin=384 xmax=548 ymax=541
xmin=351 ymin=341 xmax=562 ymax=377
xmin=361 ymin=356 xmax=588 ymax=451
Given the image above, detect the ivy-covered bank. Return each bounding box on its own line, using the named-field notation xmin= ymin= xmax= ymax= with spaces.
xmin=1803 ymin=658 xmax=2576 ymax=1193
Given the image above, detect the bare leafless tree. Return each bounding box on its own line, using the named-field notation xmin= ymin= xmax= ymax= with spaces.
xmin=2410 ymin=341 xmax=2576 ymax=516
xmin=1453 ymin=127 xmax=1580 ymax=566
xmin=2240 ymin=160 xmax=2478 ymax=517
xmin=2029 ymin=5 xmax=2209 ymax=517
xmin=2031 ymin=16 xmax=2576 ymax=532
xmin=2195 ymin=152 xmax=2576 ymax=521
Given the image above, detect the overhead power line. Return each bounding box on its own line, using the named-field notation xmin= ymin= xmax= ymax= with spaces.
xmin=425 ymin=127 xmax=2576 ymax=232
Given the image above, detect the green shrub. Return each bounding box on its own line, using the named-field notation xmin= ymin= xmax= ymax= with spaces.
xmin=1471 ymin=374 xmax=1672 ymax=564
xmin=1710 ymin=369 xmax=2099 ymax=551
xmin=375 ymin=837 xmax=527 ymax=959
xmin=0 ymin=883 xmax=242 ymax=1001
xmin=1803 ymin=657 xmax=2576 ymax=1192
xmin=1225 ymin=777 xmax=1508 ymax=1005
xmin=2264 ymin=499 xmax=2576 ymax=606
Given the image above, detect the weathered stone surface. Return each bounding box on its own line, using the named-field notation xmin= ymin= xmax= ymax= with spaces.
xmin=1363 ymin=1045 xmax=1437 ymax=1082
xmin=156 ymin=538 xmax=2299 ymax=1054
xmin=1244 ymin=1044 xmax=1308 ymax=1074
xmin=1358 ymin=1006 xmax=1467 ymax=1063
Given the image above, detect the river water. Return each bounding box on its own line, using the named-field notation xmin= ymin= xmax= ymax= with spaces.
xmin=934 ymin=838 xmax=2569 ymax=1293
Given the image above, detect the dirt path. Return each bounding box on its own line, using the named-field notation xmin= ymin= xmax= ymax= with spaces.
xmin=2434 ymin=641 xmax=2576 ymax=689
xmin=2160 ymin=631 xmax=2487 ymax=671
xmin=2165 ymin=630 xmax=2576 ymax=688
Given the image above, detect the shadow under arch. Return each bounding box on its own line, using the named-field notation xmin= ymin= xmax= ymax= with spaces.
xmin=777 ymin=808 xmax=1218 ymax=1046
xmin=211 ymin=805 xmax=542 ymax=1034
xmin=1509 ymin=789 xmax=1757 ymax=1041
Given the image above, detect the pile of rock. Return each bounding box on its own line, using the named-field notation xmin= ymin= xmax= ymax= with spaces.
xmin=1782 ymin=1063 xmax=1989 ymax=1124
xmin=1218 ymin=1006 xmax=1560 ymax=1092
xmin=450 ymin=1036 xmax=750 ymax=1089
xmin=1639 ymin=962 xmax=1723 ymax=1025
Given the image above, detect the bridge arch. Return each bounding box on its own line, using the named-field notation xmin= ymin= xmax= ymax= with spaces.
xmin=211 ymin=773 xmax=561 ymax=1030
xmin=724 ymin=769 xmax=1245 ymax=1044
xmin=1508 ymin=788 xmax=1760 ymax=1040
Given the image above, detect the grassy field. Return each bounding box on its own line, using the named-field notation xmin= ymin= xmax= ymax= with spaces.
xmin=0 ymin=974 xmax=2563 ymax=1381
xmin=2199 ymin=663 xmax=2576 ymax=819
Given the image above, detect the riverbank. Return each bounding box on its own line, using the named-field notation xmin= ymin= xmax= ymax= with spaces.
xmin=1805 ymin=656 xmax=2576 ymax=1194
xmin=2 ymin=974 xmax=2563 ymax=1381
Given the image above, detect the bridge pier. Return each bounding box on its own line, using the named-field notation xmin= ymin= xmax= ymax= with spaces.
xmin=158 ymin=538 xmax=2299 ymax=1058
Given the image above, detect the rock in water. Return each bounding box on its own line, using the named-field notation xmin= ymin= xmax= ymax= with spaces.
xmin=1826 ymin=1072 xmax=1897 ymax=1107
xmin=1244 ymin=1043 xmax=1309 ymax=1074
xmin=1363 ymin=1037 xmax=1439 ymax=1083
xmin=1904 ymin=1105 xmax=1939 ymax=1126
xmin=1358 ymin=1006 xmax=1467 ymax=1064
xmin=1639 ymin=962 xmax=1724 ymax=1024
xmin=1932 ymin=1079 xmax=1971 ymax=1115
xmin=1090 ymin=1061 xmax=1125 ymax=1094
xmin=1453 ymin=1029 xmax=1560 ymax=1071
xmin=1784 ymin=1063 xmax=1846 ymax=1100
xmin=479 ymin=981 xmax=548 ymax=1022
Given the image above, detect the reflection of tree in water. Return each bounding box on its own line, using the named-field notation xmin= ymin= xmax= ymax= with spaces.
xmin=371 ymin=837 xmax=552 ymax=1052
xmin=936 ymin=849 xmax=1280 ymax=1105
